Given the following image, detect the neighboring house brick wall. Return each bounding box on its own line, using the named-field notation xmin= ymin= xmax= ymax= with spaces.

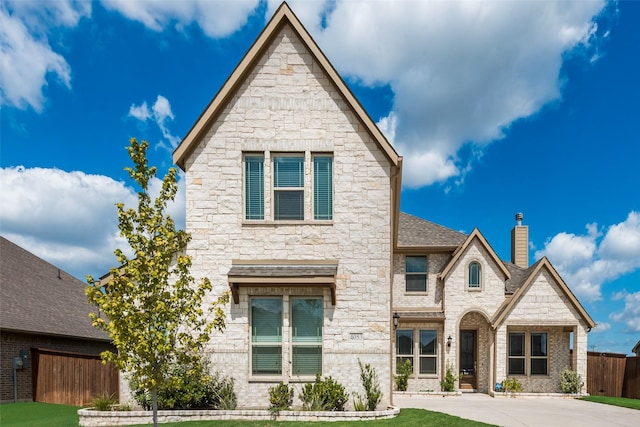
xmin=392 ymin=253 xmax=447 ymax=310
xmin=0 ymin=331 xmax=113 ymax=403
xmin=184 ymin=26 xmax=392 ymax=409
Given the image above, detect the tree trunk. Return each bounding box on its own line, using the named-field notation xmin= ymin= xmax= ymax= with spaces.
xmin=152 ymin=386 xmax=158 ymax=427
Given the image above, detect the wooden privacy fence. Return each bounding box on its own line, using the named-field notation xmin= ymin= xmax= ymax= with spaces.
xmin=33 ymin=348 xmax=119 ymax=406
xmin=587 ymin=352 xmax=639 ymax=399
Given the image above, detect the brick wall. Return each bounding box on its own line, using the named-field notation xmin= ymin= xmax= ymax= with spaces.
xmin=0 ymin=331 xmax=113 ymax=403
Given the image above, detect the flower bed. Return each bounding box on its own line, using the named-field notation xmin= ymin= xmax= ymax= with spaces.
xmin=78 ymin=406 xmax=400 ymax=426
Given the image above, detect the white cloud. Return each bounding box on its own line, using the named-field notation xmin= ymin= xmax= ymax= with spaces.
xmin=101 ymin=0 xmax=259 ymax=37
xmin=0 ymin=1 xmax=90 ymax=111
xmin=591 ymin=322 xmax=611 ymax=333
xmin=610 ymin=292 xmax=640 ymax=333
xmin=128 ymin=95 xmax=180 ymax=150
xmin=536 ymin=212 xmax=640 ymax=303
xmin=303 ymin=0 xmax=609 ymax=187
xmin=0 ymin=166 xmax=186 ymax=281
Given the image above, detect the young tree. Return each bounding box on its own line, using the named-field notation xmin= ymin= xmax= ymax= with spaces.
xmin=86 ymin=138 xmax=228 ymax=426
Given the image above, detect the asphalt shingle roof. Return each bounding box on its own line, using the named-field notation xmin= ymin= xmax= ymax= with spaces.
xmin=0 ymin=236 xmax=110 ymax=341
xmin=398 ymin=212 xmax=467 ymax=247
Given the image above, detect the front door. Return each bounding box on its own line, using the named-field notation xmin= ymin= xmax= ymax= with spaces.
xmin=459 ymin=330 xmax=476 ymax=390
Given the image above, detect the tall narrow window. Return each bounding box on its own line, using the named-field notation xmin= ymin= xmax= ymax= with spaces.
xmin=291 ymin=298 xmax=323 ymax=376
xmin=468 ymin=261 xmax=481 ymax=288
xmin=251 ymin=298 xmax=282 ymax=375
xmin=245 ymin=156 xmax=264 ymax=220
xmin=396 ymin=329 xmax=414 ymax=373
xmin=508 ymin=332 xmax=525 ymax=375
xmin=530 ymin=333 xmax=548 ymax=375
xmin=405 ymin=256 xmax=427 ymax=292
xmin=419 ymin=330 xmax=437 ymax=374
xmin=313 ymin=156 xmax=333 ymax=220
xmin=273 ymin=156 xmax=304 ymax=220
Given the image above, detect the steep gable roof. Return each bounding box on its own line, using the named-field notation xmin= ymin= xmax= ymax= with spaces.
xmin=397 ymin=212 xmax=466 ymax=249
xmin=438 ymin=228 xmax=511 ymax=281
xmin=491 ymin=256 xmax=595 ymax=328
xmin=0 ymin=236 xmax=110 ymax=341
xmin=172 ymin=1 xmax=400 ymax=171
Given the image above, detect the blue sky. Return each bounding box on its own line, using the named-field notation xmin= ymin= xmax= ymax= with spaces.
xmin=1 ymin=0 xmax=638 ymax=355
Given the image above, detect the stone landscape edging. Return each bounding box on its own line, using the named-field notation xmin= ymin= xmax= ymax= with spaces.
xmin=78 ymin=406 xmax=400 ymax=426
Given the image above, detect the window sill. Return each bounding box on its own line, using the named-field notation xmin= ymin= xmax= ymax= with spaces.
xmin=466 ymin=287 xmax=482 ymax=292
xmin=417 ymin=374 xmax=438 ymax=379
xmin=404 ymin=291 xmax=428 ymax=295
xmin=249 ymin=376 xmax=286 ymax=383
xmin=243 ymin=220 xmax=334 ymax=226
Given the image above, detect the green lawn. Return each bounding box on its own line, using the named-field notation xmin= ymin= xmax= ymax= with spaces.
xmin=0 ymin=402 xmax=80 ymax=427
xmin=579 ymin=395 xmax=640 ymax=410
xmin=0 ymin=403 xmax=494 ymax=427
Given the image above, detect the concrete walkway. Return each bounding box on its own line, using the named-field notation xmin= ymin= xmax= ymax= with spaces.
xmin=394 ymin=393 xmax=639 ymax=427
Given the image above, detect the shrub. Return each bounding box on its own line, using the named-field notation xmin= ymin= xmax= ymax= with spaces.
xmin=394 ymin=359 xmax=412 ymax=391
xmin=91 ymin=393 xmax=117 ymax=411
xmin=268 ymin=382 xmax=294 ymax=412
xmin=352 ymin=360 xmax=382 ymax=411
xmin=440 ymin=362 xmax=457 ymax=392
xmin=300 ymin=374 xmax=349 ymax=411
xmin=130 ymin=361 xmax=236 ymax=410
xmin=560 ymin=368 xmax=583 ymax=394
xmin=502 ymin=377 xmax=523 ymax=394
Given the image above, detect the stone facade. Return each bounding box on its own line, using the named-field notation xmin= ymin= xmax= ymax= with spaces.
xmin=173 ymin=3 xmax=593 ymax=408
xmin=182 ymin=24 xmax=393 ymax=409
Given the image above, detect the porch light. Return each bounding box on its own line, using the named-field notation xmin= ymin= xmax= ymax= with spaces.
xmin=393 ymin=312 xmax=400 ymax=329
xmin=447 ymin=335 xmax=452 ymax=348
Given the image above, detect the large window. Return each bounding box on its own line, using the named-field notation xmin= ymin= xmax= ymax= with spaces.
xmin=245 ymin=156 xmax=264 ymax=220
xmin=396 ymin=329 xmax=414 ymax=373
xmin=244 ymin=153 xmax=333 ymax=221
xmin=508 ymin=332 xmax=548 ymax=376
xmin=508 ymin=332 xmax=525 ymax=375
xmin=405 ymin=256 xmax=427 ymax=292
xmin=419 ymin=330 xmax=437 ymax=375
xmin=273 ymin=156 xmax=304 ymax=220
xmin=530 ymin=333 xmax=548 ymax=375
xmin=251 ymin=298 xmax=282 ymax=375
xmin=468 ymin=261 xmax=481 ymax=288
xmin=251 ymin=297 xmax=323 ymax=378
xmin=396 ymin=329 xmax=438 ymax=376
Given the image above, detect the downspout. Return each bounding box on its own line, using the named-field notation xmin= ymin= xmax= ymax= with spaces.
xmin=389 ymin=159 xmax=402 ymax=406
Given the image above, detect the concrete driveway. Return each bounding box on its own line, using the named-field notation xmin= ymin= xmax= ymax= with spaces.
xmin=394 ymin=393 xmax=639 ymax=427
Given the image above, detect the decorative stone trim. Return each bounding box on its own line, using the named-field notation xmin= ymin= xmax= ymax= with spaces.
xmin=78 ymin=407 xmax=400 ymax=426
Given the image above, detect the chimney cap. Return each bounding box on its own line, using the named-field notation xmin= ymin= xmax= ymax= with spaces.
xmin=515 ymin=212 xmax=524 ymax=226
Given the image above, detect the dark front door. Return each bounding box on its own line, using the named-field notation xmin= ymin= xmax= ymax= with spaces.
xmin=459 ymin=330 xmax=476 ymax=389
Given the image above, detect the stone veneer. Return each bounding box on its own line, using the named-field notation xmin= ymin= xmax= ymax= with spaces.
xmin=174 ymin=24 xmax=394 ymax=409
xmin=78 ymin=407 xmax=400 ymax=427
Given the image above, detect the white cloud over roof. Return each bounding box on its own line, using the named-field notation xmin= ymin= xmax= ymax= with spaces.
xmin=536 ymin=212 xmax=640 ymax=303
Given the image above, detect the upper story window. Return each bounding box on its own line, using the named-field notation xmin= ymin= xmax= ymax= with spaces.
xmin=273 ymin=156 xmax=304 ymax=220
xmin=245 ymin=155 xmax=264 ymax=220
xmin=244 ymin=152 xmax=333 ymax=222
xmin=405 ymin=255 xmax=427 ymax=292
xmin=468 ymin=261 xmax=481 ymax=289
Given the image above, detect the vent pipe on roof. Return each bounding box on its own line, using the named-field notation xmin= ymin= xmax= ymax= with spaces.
xmin=511 ymin=213 xmax=528 ymax=268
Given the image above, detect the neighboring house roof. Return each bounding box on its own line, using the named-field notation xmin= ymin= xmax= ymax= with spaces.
xmin=397 ymin=212 xmax=467 ymax=249
xmin=172 ymin=1 xmax=401 ymax=171
xmin=438 ymin=228 xmax=511 ymax=281
xmin=633 ymin=339 xmax=640 ymax=355
xmin=491 ymin=257 xmax=596 ymax=329
xmin=0 ymin=236 xmax=110 ymax=341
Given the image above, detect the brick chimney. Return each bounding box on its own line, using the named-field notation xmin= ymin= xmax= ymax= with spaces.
xmin=511 ymin=212 xmax=528 ymax=268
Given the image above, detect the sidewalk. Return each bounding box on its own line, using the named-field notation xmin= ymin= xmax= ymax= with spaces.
xmin=393 ymin=393 xmax=639 ymax=427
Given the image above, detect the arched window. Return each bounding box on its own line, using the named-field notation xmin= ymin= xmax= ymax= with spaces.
xmin=468 ymin=262 xmax=481 ymax=288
